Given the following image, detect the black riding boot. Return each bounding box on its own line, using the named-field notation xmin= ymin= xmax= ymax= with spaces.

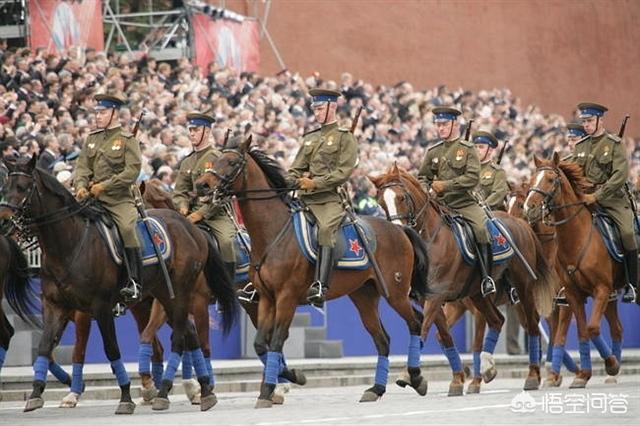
xmin=307 ymin=246 xmax=334 ymax=307
xmin=120 ymin=248 xmax=143 ymax=303
xmin=622 ymin=249 xmax=638 ymax=304
xmin=480 ymin=243 xmax=496 ymax=297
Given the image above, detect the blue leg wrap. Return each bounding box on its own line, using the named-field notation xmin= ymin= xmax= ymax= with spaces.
xmin=374 ymin=356 xmax=390 ymax=386
xmin=278 ymin=355 xmax=289 ymax=384
xmin=590 ymin=335 xmax=612 ymax=360
xmin=611 ymin=340 xmax=622 ymax=364
xmin=137 ymin=343 xmax=153 ymax=375
xmin=551 ymin=345 xmax=564 ymax=374
xmin=162 ymin=352 xmax=182 ymax=382
xmin=181 ymin=351 xmax=193 ymax=380
xmin=33 ymin=356 xmax=49 ymax=383
xmin=110 ymin=359 xmax=130 ymax=387
xmin=264 ymin=351 xmax=282 ymax=385
xmin=579 ymin=341 xmax=592 ymax=371
xmin=482 ymin=328 xmax=500 ymax=354
xmin=204 ymin=356 xmax=215 ymax=386
xmin=49 ymin=361 xmax=71 ymax=384
xmin=70 ymin=363 xmax=84 ymax=394
xmin=442 ymin=345 xmax=463 ymax=373
xmin=408 ymin=335 xmax=422 ymax=368
xmin=190 ymin=349 xmax=208 ymax=379
xmin=0 ymin=347 xmax=6 ymax=371
xmin=528 ymin=335 xmax=540 ymax=365
xmin=562 ymin=349 xmax=578 ymax=373
xmin=152 ymin=362 xmax=164 ymax=388
xmin=473 ymin=351 xmax=481 ymax=378
xmin=546 ymin=343 xmax=553 ymax=364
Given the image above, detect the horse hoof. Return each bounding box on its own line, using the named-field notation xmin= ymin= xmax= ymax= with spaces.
xmin=569 ymin=377 xmax=588 ymax=389
xmin=359 ymin=390 xmax=381 ymax=402
xmin=191 ymin=393 xmax=201 ymax=405
xmin=140 ymin=386 xmax=158 ymax=402
xmin=523 ymin=376 xmax=541 ymax=391
xmin=467 ymin=382 xmax=481 ymax=394
xmin=395 ymin=374 xmax=410 ymax=388
xmin=604 ymin=376 xmax=618 ymax=385
xmin=183 ymin=378 xmax=201 ymax=403
xmin=542 ymin=374 xmax=562 ymax=388
xmin=59 ymin=392 xmax=80 ymax=408
xmin=272 ymin=385 xmax=288 ymax=405
xmin=271 ymin=393 xmax=285 ymax=405
xmin=291 ymin=369 xmax=307 ymax=386
xmin=24 ymin=397 xmax=45 ymax=412
xmin=115 ymin=401 xmax=136 ymax=415
xmin=200 ymin=394 xmax=218 ymax=412
xmin=604 ymin=356 xmax=620 ymax=376
xmin=255 ymin=398 xmax=273 ymax=409
xmin=448 ymin=383 xmax=464 ymax=397
xmin=152 ymin=397 xmax=170 ymax=411
xmin=414 ymin=376 xmax=428 ymax=396
xmin=482 ymin=367 xmax=497 ymax=384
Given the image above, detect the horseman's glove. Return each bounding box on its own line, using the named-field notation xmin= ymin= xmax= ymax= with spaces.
xmin=298 ymin=177 xmax=316 ymax=190
xmin=179 ymin=206 xmax=189 ymax=216
xmin=581 ymin=193 xmax=597 ymax=205
xmin=90 ymin=183 xmax=106 ymax=198
xmin=187 ymin=211 xmax=204 ymax=224
xmin=75 ymin=187 xmax=89 ymax=201
xmin=431 ymin=180 xmax=446 ymax=195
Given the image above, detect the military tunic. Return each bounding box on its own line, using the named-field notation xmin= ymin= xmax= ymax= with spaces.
xmin=418 ymin=137 xmax=490 ymax=244
xmin=477 ymin=161 xmax=509 ymax=211
xmin=173 ymin=146 xmax=236 ymax=263
xmin=572 ymin=132 xmax=637 ymax=250
xmin=287 ymin=122 xmax=358 ymax=247
xmin=74 ymin=126 xmax=141 ymax=248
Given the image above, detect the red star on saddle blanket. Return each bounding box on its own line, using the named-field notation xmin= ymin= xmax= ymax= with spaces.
xmin=494 ymin=233 xmax=507 ymax=246
xmin=152 ymin=232 xmax=163 ymax=246
xmin=349 ymin=239 xmax=362 ymax=255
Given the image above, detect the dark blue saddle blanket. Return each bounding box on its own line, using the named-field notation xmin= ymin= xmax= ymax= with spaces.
xmin=593 ymin=211 xmax=640 ymax=263
xmin=448 ymin=216 xmax=514 ymax=266
xmin=98 ymin=216 xmax=172 ymax=266
xmin=195 ymin=223 xmax=251 ymax=284
xmin=292 ymin=210 xmax=376 ymax=270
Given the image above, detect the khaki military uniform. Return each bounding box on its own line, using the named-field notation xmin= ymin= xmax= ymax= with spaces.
xmin=287 ymin=122 xmax=358 ymax=247
xmin=74 ymin=126 xmax=141 ymax=248
xmin=573 ymin=132 xmax=637 ymax=250
xmin=173 ymin=146 xmax=236 ymax=263
xmin=418 ymin=137 xmax=490 ymax=244
xmin=478 ymin=161 xmax=509 ymax=211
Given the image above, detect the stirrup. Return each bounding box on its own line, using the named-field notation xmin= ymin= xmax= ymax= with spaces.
xmin=237 ymin=282 xmax=259 ymax=304
xmin=508 ymin=287 xmax=520 ymax=305
xmin=554 ymin=286 xmax=569 ymax=307
xmin=112 ymin=303 xmax=127 ymax=317
xmin=481 ymin=276 xmax=496 ymax=297
xmin=307 ymin=281 xmax=326 ymax=307
xmin=622 ymin=285 xmax=637 ymax=303
xmin=119 ymin=279 xmax=141 ymax=302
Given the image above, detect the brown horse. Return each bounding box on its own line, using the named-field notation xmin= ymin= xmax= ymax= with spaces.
xmin=195 ymin=137 xmax=434 ymax=408
xmin=370 ymin=164 xmax=557 ymax=391
xmin=523 ymin=153 xmax=621 ymax=388
xmin=509 ymin=180 xmax=622 ymax=387
xmin=0 ymin=156 xmax=237 ymax=414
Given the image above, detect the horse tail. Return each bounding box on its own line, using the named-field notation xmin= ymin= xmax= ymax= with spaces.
xmin=529 ymin=229 xmax=557 ymax=317
xmin=202 ymin=234 xmax=238 ymax=335
xmin=3 ymin=237 xmax=41 ymax=328
xmin=402 ymin=226 xmax=431 ymax=298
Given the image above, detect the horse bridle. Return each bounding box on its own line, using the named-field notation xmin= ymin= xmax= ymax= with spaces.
xmin=202 ymin=148 xmax=248 ymax=200
xmin=379 ymin=181 xmax=420 ymax=228
xmin=527 ymin=166 xmax=586 ymax=226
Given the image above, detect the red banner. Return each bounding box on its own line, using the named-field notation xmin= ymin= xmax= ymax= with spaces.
xmin=28 ymin=0 xmax=104 ymax=53
xmin=192 ymin=13 xmax=260 ymax=73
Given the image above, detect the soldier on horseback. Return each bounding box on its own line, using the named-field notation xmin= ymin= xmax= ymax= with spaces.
xmin=173 ymin=112 xmax=236 ymax=279
xmin=573 ymin=102 xmax=638 ymax=304
xmin=418 ymin=107 xmax=496 ymax=296
xmin=74 ymin=94 xmax=143 ymax=303
xmin=286 ymin=89 xmax=358 ymax=306
xmin=473 ymin=130 xmax=509 ymax=211
xmin=563 ymin=123 xmax=587 ymax=160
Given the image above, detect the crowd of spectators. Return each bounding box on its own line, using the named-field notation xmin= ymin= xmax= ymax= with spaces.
xmin=1 ymin=42 xmax=639 ymax=211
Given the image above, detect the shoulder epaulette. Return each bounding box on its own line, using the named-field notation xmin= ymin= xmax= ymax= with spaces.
xmin=607 ymin=133 xmax=621 ymax=143
xmin=302 ymin=127 xmax=321 ymax=137
xmin=88 ymin=129 xmax=103 ymax=135
xmin=338 ymin=128 xmax=350 ymax=132
xmin=426 ymin=141 xmax=444 ymax=151
xmin=120 ymin=131 xmax=134 ymax=138
xmin=459 ymin=139 xmax=473 ymax=148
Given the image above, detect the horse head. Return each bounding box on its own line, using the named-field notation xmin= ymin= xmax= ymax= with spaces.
xmin=0 ymin=155 xmax=38 ymax=222
xmin=195 ymin=135 xmax=253 ymax=200
xmin=370 ymin=162 xmax=426 ymax=228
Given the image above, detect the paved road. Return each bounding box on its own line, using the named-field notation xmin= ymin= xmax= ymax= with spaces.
xmin=2 ymin=375 xmax=638 ymax=426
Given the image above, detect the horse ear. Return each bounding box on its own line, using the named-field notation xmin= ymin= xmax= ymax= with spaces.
xmin=368 ymin=174 xmax=382 ymax=188
xmin=552 ymin=151 xmax=560 ymax=166
xmin=240 ymin=134 xmax=253 ymax=152
xmin=391 ymin=161 xmax=400 ymax=176
xmin=533 ymin=155 xmax=541 ymax=168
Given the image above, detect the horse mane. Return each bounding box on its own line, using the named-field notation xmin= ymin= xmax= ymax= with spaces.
xmin=377 ymin=166 xmax=425 ymax=198
xmin=34 ymin=168 xmax=102 ymax=221
xmin=143 ymin=179 xmax=176 ymax=210
xmin=538 ymin=158 xmax=591 ymax=195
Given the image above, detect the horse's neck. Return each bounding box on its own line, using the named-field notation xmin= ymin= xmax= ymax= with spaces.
xmin=236 ymin=165 xmax=291 ymax=260
xmin=553 ymin=182 xmax=592 ymax=253
xmin=33 ymin=197 xmax=87 ymax=264
xmin=409 ymin=184 xmax=445 ymax=242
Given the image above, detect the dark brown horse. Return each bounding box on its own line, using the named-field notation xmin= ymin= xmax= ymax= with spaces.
xmin=523 ymin=153 xmax=621 ymax=388
xmin=510 ymin=180 xmax=621 ymax=387
xmin=370 ymin=164 xmax=557 ymax=391
xmin=0 ymin=156 xmax=237 ymax=414
xmin=195 ymin=137 xmax=433 ymax=408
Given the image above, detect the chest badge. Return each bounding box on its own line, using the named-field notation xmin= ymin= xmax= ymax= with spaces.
xmin=327 ymin=136 xmax=334 ymax=146
xmin=432 ymin=157 xmax=439 ymax=164
xmin=304 ymin=141 xmax=312 ymax=146
xmin=577 ymin=152 xmax=586 ymax=158
xmin=602 ymin=146 xmax=610 ymax=157
xmin=88 ymin=143 xmax=95 ymax=149
xmin=111 ymin=140 xmax=123 ymax=151
xmin=483 ymin=171 xmax=493 ymax=179
xmin=455 ymin=149 xmax=465 ymax=161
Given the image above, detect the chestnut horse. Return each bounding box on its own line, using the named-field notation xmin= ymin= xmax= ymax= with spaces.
xmin=523 ymin=153 xmax=621 ymax=388
xmin=370 ymin=164 xmax=557 ymax=391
